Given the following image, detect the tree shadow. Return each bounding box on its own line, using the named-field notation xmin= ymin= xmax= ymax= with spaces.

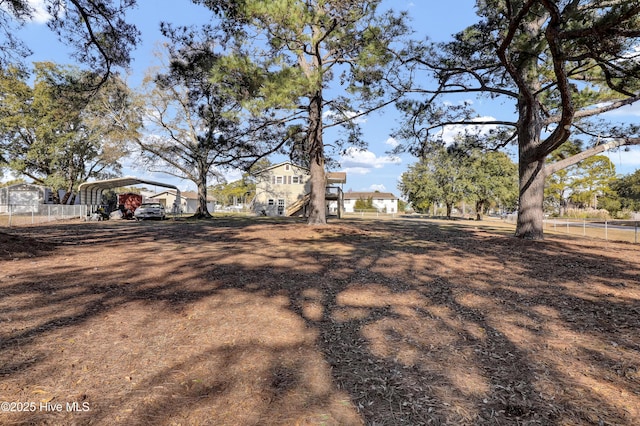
xmin=1 ymin=217 xmax=639 ymax=425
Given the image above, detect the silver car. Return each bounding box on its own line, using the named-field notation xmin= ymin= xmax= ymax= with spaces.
xmin=134 ymin=203 xmax=166 ymax=220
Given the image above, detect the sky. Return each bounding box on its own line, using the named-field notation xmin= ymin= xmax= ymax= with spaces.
xmin=10 ymin=0 xmax=640 ymax=196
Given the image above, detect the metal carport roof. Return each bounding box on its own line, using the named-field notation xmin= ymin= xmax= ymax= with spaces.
xmin=78 ymin=176 xmax=181 ymax=211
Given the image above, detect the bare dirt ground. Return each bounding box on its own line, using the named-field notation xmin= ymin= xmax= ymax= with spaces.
xmin=0 ymin=216 xmax=639 ymax=425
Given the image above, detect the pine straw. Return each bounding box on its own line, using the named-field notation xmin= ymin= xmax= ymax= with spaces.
xmin=0 ymin=217 xmax=639 ymax=425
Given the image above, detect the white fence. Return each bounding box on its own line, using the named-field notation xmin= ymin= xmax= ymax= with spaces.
xmin=0 ymin=204 xmax=87 ymax=227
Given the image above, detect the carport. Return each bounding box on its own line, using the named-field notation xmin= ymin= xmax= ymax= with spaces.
xmin=78 ymin=176 xmax=181 ymax=216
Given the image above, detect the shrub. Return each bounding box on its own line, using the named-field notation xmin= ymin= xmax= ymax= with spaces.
xmin=565 ymin=208 xmax=611 ymax=219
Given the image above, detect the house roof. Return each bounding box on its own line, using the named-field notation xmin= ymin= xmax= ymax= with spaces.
xmin=1 ymin=183 xmax=46 ymax=191
xmin=253 ymin=161 xmax=309 ymax=174
xmin=254 ymin=161 xmax=347 ymax=183
xmin=344 ymin=191 xmax=398 ymax=200
xmin=326 ymin=172 xmax=347 ymax=184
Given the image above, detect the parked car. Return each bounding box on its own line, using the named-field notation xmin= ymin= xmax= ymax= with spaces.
xmin=134 ymin=203 xmax=166 ymax=220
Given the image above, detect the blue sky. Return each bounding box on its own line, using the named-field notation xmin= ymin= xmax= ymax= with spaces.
xmin=12 ymin=0 xmax=640 ymax=196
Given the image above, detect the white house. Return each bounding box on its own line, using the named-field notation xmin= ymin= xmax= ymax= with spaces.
xmin=149 ymin=190 xmax=215 ymax=214
xmin=0 ymin=183 xmax=47 ymax=213
xmin=252 ymin=161 xmax=346 ymax=217
xmin=343 ymin=192 xmax=399 ymax=214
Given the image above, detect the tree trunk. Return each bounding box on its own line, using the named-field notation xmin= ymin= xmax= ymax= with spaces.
xmin=60 ymin=180 xmax=75 ymax=205
xmin=51 ymin=189 xmax=61 ymax=204
xmin=193 ymin=171 xmax=212 ymax=218
xmin=445 ymin=202 xmax=452 ymax=219
xmin=307 ymin=91 xmax=326 ymax=225
xmin=61 ymin=191 xmax=72 ymax=205
xmin=475 ymin=200 xmax=485 ymax=221
xmin=515 ymin=157 xmax=547 ymax=240
xmin=514 ymin=92 xmax=548 ymax=239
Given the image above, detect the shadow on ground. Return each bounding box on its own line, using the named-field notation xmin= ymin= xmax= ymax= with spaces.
xmin=1 ymin=217 xmax=639 ymax=425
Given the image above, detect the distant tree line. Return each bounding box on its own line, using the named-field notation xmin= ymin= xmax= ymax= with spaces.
xmin=401 ymin=140 xmax=640 ymax=220
xmin=400 ymin=144 xmax=519 ymax=220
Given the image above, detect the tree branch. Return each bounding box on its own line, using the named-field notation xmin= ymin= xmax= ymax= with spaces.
xmin=546 ymin=137 xmax=640 ymax=176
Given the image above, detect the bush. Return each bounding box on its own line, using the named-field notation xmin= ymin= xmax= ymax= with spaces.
xmin=564 ymin=208 xmax=611 ymax=219
xmin=615 ymin=209 xmax=633 ymax=220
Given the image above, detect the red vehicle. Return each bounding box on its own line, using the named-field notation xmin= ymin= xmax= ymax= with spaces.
xmin=117 ymin=193 xmax=142 ymax=219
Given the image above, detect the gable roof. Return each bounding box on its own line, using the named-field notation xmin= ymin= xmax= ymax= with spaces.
xmin=254 ymin=161 xmax=347 ymax=183
xmin=253 ymin=161 xmax=309 ymax=174
xmin=344 ymin=191 xmax=398 ymax=200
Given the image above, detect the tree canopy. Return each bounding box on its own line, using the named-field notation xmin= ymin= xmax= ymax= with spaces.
xmin=467 ymin=149 xmax=518 ymax=220
xmin=400 ymin=146 xmax=473 ymax=219
xmin=567 ymin=155 xmax=616 ymax=209
xmin=396 ymin=0 xmax=640 ymax=239
xmin=0 ymin=62 xmax=134 ymax=203
xmin=611 ymin=169 xmax=640 ymax=212
xmin=399 ymin=145 xmax=517 ymax=219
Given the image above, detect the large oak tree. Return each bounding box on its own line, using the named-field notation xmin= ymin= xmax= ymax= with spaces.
xmin=397 ymin=0 xmax=640 ymax=239
xmin=0 ymin=62 xmax=134 ymax=203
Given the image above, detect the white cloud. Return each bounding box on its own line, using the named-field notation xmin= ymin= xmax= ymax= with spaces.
xmin=27 ymin=0 xmax=54 ymax=24
xmin=368 ymin=184 xmax=386 ymax=191
xmin=439 ymin=116 xmax=499 ymax=144
xmin=323 ymin=109 xmax=367 ymax=124
xmin=385 ymin=137 xmax=399 ymax=148
xmin=340 ymin=147 xmax=401 ymax=175
xmin=602 ymin=102 xmax=640 ymax=117
xmin=220 ymin=168 xmax=243 ymax=183
xmin=342 ymin=167 xmax=372 ymax=175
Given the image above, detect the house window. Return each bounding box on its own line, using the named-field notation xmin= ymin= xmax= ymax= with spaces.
xmin=277 ymin=199 xmax=285 ymax=215
xmin=276 ymin=176 xmax=283 ymax=184
xmin=268 ymin=199 xmax=275 ymax=206
xmin=285 ymin=164 xmax=290 ymax=171
xmin=292 ymin=176 xmax=300 ymax=184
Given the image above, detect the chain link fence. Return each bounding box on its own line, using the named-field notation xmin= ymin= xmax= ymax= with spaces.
xmin=0 ymin=204 xmax=87 ymax=227
xmin=504 ymin=214 xmax=640 ymax=243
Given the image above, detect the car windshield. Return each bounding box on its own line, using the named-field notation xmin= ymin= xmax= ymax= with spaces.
xmin=140 ymin=203 xmax=163 ymax=208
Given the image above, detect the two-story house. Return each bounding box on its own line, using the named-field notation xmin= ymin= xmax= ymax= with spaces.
xmin=343 ymin=191 xmax=399 ymax=214
xmin=252 ymin=161 xmax=346 ymax=217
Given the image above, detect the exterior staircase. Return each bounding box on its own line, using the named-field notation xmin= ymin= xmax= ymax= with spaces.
xmin=285 ymin=186 xmax=344 ymax=218
xmin=286 ymin=193 xmax=311 ymax=217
